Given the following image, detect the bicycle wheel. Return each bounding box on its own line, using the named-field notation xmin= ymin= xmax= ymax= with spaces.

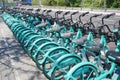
xmin=31 ymin=42 xmax=59 ymax=62
xmin=51 ymin=54 xmax=82 ymax=80
xmin=64 ymin=62 xmax=99 ymax=80
xmin=42 ymin=47 xmax=70 ymax=79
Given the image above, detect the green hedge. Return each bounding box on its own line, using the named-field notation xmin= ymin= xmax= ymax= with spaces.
xmin=42 ymin=0 xmax=120 ymax=8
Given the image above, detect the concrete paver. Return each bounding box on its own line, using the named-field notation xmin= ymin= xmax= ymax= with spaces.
xmin=0 ymin=17 xmax=47 ymax=80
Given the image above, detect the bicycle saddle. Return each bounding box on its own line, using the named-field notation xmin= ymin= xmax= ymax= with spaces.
xmin=46 ymin=27 xmax=63 ymax=33
xmin=61 ymin=32 xmax=76 ymax=38
xmin=85 ymin=44 xmax=104 ymax=56
xmin=33 ymin=21 xmax=41 ymax=26
xmin=36 ymin=22 xmax=48 ymax=28
xmin=106 ymin=51 xmax=120 ymax=66
xmin=72 ymin=37 xmax=87 ymax=45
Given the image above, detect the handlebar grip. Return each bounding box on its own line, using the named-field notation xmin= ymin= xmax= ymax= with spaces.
xmin=55 ymin=11 xmax=59 ymax=13
xmin=93 ymin=14 xmax=102 ymax=17
xmin=21 ymin=8 xmax=25 ymax=10
xmin=27 ymin=9 xmax=33 ymax=11
xmin=43 ymin=9 xmax=47 ymax=12
xmin=71 ymin=11 xmax=79 ymax=15
xmin=64 ymin=11 xmax=70 ymax=15
xmin=104 ymin=13 xmax=115 ymax=19
xmin=36 ymin=9 xmax=41 ymax=12
xmin=47 ymin=10 xmax=52 ymax=13
xmin=81 ymin=12 xmax=89 ymax=16
xmin=58 ymin=11 xmax=63 ymax=14
xmin=119 ymin=20 xmax=120 ymax=26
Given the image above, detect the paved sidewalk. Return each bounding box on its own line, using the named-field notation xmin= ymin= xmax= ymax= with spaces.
xmin=0 ymin=17 xmax=47 ymax=80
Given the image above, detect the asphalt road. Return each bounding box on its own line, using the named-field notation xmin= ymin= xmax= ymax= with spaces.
xmin=18 ymin=6 xmax=120 ymax=30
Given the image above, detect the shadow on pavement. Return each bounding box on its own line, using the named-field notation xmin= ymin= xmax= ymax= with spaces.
xmin=0 ymin=37 xmax=47 ymax=80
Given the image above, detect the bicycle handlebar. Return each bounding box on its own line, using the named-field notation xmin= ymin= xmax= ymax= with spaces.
xmin=81 ymin=12 xmax=89 ymax=17
xmin=64 ymin=11 xmax=70 ymax=15
xmin=71 ymin=11 xmax=79 ymax=15
xmin=78 ymin=12 xmax=89 ymax=24
xmin=57 ymin=11 xmax=63 ymax=14
xmin=43 ymin=9 xmax=47 ymax=12
xmin=46 ymin=10 xmax=52 ymax=13
xmin=35 ymin=9 xmax=41 ymax=12
xmin=27 ymin=9 xmax=33 ymax=11
xmin=102 ymin=13 xmax=115 ymax=25
xmin=103 ymin=13 xmax=115 ymax=19
xmin=21 ymin=8 xmax=25 ymax=10
xmin=89 ymin=14 xmax=102 ymax=23
xmin=92 ymin=14 xmax=102 ymax=17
